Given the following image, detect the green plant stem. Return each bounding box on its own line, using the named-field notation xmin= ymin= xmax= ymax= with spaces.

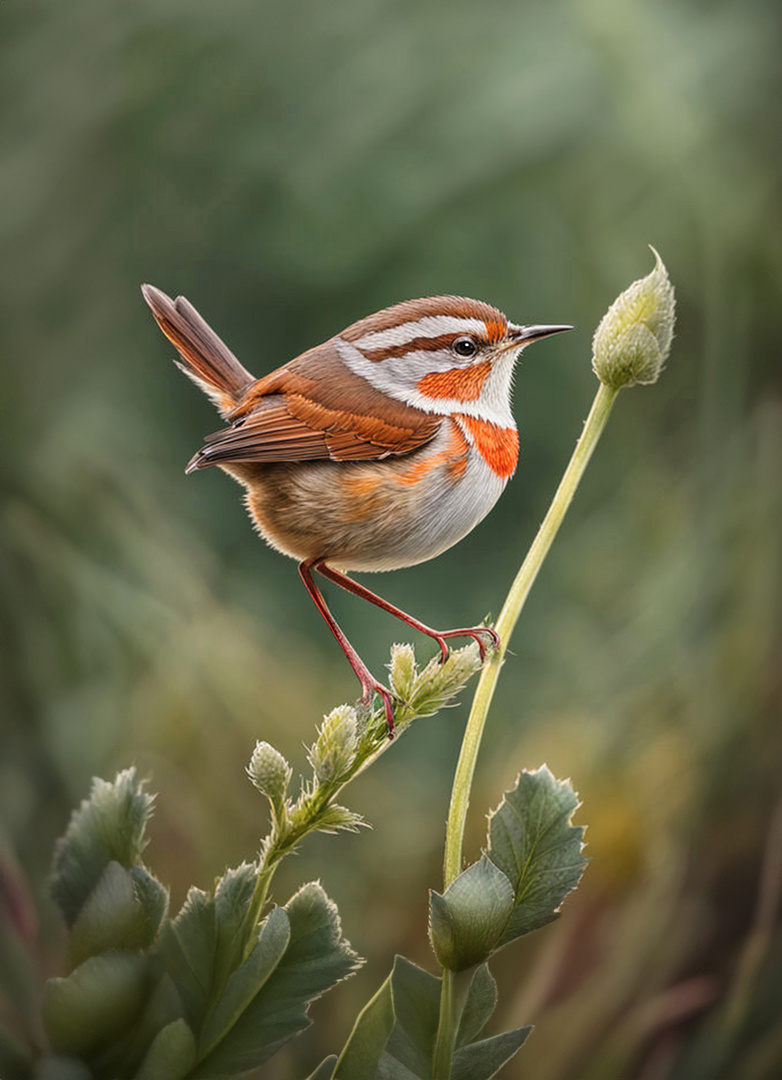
xmin=431 ymin=968 xmax=473 ymax=1080
xmin=430 ymin=382 xmax=618 ymax=1079
xmin=443 ymin=381 xmax=618 ymax=888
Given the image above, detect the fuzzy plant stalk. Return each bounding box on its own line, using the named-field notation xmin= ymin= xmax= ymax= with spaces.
xmin=431 ymin=248 xmax=676 ymax=1080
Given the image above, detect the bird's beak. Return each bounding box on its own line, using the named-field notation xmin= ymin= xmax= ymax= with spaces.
xmin=507 ymin=323 xmax=574 ymax=345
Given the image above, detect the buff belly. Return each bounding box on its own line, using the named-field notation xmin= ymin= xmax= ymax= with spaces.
xmin=222 ymin=431 xmax=506 ymax=572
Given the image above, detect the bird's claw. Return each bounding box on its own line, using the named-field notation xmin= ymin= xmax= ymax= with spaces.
xmin=431 ymin=626 xmax=500 ymax=664
xmin=362 ymin=681 xmax=396 ymax=738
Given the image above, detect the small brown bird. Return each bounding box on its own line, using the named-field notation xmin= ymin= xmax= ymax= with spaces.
xmin=142 ymin=285 xmax=571 ymax=731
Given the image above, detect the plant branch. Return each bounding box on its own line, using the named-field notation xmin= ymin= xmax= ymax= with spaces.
xmin=443 ymin=382 xmax=618 ymax=887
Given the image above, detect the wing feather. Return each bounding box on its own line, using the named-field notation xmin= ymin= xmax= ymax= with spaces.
xmin=187 ymin=341 xmax=441 ymax=472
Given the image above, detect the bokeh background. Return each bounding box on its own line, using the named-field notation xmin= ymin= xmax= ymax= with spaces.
xmin=2 ymin=1 xmax=781 ymax=1077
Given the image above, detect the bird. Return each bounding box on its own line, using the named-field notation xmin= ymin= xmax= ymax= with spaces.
xmin=142 ymin=285 xmax=572 ymax=732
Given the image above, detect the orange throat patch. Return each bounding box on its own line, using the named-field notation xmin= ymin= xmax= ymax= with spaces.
xmin=456 ymin=415 xmax=519 ymax=480
xmin=417 ymin=362 xmax=492 ymax=402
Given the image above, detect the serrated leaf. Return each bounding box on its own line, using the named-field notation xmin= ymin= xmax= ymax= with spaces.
xmin=430 ymin=857 xmax=514 ymax=971
xmin=212 ymin=862 xmax=258 ymax=989
xmin=161 ymin=887 xmax=217 ymax=1032
xmin=68 ymin=862 xmax=161 ymax=969
xmin=130 ymin=865 xmax=170 ymax=937
xmin=42 ymin=951 xmax=149 ymax=1057
xmin=487 ymin=766 xmax=586 ymax=946
xmin=306 ymin=1056 xmax=339 ymax=1080
xmin=51 ymin=769 xmax=155 ymax=927
xmin=451 ymin=1026 xmax=531 ymax=1080
xmin=197 ymin=905 xmax=290 ymax=1058
xmin=133 ymin=1018 xmax=196 ymax=1080
xmin=333 ymin=973 xmax=395 ymax=1080
xmin=456 ymin=964 xmax=497 ymax=1049
xmin=193 ymin=882 xmax=360 ymax=1077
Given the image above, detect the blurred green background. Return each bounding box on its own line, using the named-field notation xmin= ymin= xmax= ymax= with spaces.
xmin=1 ymin=0 xmax=781 ymax=1076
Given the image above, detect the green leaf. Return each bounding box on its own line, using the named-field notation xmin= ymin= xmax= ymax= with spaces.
xmin=429 ymin=857 xmax=514 ymax=971
xmin=115 ymin=972 xmax=188 ymax=1078
xmin=487 ymin=766 xmax=586 ymax=946
xmin=197 ymin=905 xmax=290 ymax=1058
xmin=451 ymin=1027 xmax=531 ymax=1080
xmin=193 ymin=882 xmax=360 ymax=1077
xmin=456 ymin=965 xmax=497 ymax=1049
xmin=333 ymin=973 xmax=395 ymax=1080
xmin=68 ymin=861 xmax=164 ymax=969
xmin=380 ymin=956 xmax=441 ymax=1080
xmin=51 ymin=769 xmax=155 ymax=927
xmin=133 ymin=1019 xmax=197 ymax=1080
xmin=161 ymin=887 xmax=217 ymax=1032
xmin=306 ymin=1057 xmax=339 ymax=1080
xmin=210 ymin=862 xmax=258 ymax=993
xmin=130 ymin=865 xmax=170 ymax=939
xmin=42 ymin=951 xmax=149 ymax=1057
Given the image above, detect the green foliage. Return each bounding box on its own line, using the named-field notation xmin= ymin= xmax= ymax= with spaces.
xmin=428 ymin=768 xmax=586 ymax=974
xmin=429 ymin=858 xmax=515 ymax=972
xmin=330 ymin=958 xmax=530 ymax=1080
xmin=30 ymin=642 xmax=487 ymax=1080
xmin=50 ymin=770 xmax=158 ymax=928
xmin=487 ymin=766 xmax=587 ymax=946
xmin=39 ymin=769 xmax=361 ymax=1080
xmin=32 ymin=654 xmax=580 ymax=1080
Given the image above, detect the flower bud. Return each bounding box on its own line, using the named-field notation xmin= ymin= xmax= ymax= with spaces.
xmin=592 ymin=247 xmax=675 ymax=389
xmin=308 ymin=705 xmax=358 ymax=784
xmin=247 ymin=741 xmax=292 ymax=806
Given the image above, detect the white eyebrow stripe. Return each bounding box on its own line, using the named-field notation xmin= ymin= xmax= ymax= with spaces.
xmin=353 ymin=316 xmax=487 ymax=352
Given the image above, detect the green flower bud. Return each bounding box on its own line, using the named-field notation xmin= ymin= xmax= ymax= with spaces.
xmin=308 ymin=705 xmax=358 ymax=784
xmin=592 ymin=247 xmax=675 ymax=389
xmin=247 ymin=741 xmax=292 ymax=806
xmin=388 ymin=643 xmax=416 ymax=699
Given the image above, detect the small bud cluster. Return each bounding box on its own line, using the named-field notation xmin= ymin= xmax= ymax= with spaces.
xmin=248 ymin=640 xmax=486 ymax=874
xmin=592 ymin=247 xmax=675 ymax=390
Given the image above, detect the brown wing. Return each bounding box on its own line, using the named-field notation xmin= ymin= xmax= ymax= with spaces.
xmin=186 ymin=339 xmax=442 ymax=472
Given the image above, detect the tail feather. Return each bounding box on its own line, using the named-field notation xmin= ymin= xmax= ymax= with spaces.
xmin=142 ymin=284 xmax=255 ymax=416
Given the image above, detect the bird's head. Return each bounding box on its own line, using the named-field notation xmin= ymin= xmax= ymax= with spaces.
xmin=336 ymin=296 xmax=571 ymax=425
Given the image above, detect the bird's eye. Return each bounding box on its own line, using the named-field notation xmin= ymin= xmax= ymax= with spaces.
xmin=452 ymin=336 xmax=478 ymax=358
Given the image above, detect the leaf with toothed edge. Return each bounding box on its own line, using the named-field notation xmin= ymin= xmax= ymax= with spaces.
xmin=487 ymin=765 xmax=587 ymax=947
xmin=191 ymin=882 xmax=360 ymax=1078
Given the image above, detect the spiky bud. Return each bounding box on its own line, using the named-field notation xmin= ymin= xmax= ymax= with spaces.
xmin=592 ymin=247 xmax=675 ymax=390
xmin=247 ymin=741 xmax=292 ymax=808
xmin=308 ymin=705 xmax=358 ymax=784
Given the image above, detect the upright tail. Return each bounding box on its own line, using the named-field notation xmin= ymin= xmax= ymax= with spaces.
xmin=141 ymin=284 xmax=255 ymax=417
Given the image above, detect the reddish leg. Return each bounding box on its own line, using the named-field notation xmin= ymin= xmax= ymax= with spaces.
xmin=313 ymin=559 xmax=500 ymax=662
xmin=299 ymin=560 xmax=396 ymax=735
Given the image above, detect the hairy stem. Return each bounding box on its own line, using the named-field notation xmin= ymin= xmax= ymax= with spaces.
xmin=431 ymin=968 xmax=473 ymax=1080
xmin=443 ymin=383 xmax=617 ymax=886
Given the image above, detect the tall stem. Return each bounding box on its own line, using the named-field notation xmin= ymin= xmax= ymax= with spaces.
xmin=443 ymin=382 xmax=618 ymax=886
xmin=431 ymin=969 xmax=473 ymax=1080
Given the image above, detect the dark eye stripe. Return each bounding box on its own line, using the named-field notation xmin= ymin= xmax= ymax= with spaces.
xmin=360 ymin=333 xmax=471 ymax=363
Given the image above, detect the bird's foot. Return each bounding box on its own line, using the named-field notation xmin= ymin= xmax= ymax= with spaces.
xmin=430 ymin=625 xmax=501 ymax=664
xmin=361 ymin=679 xmax=396 ymax=738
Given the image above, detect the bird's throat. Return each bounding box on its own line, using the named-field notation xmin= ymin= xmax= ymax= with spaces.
xmin=456 ymin=414 xmax=519 ymax=480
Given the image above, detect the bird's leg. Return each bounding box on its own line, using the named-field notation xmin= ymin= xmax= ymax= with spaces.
xmin=313 ymin=560 xmax=500 ymax=663
xmin=299 ymin=559 xmax=396 ymax=735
